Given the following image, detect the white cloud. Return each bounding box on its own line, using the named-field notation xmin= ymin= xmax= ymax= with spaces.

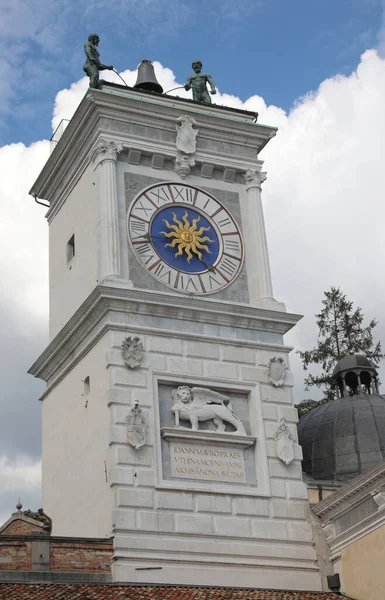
xmin=0 ymin=455 xmax=41 ymax=525
xmin=0 ymin=455 xmax=41 ymax=494
xmin=1 ymin=50 xmax=385 ymax=521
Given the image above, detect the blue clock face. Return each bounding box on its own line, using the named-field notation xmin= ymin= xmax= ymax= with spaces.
xmin=128 ymin=182 xmax=243 ymax=295
xmin=150 ymin=205 xmax=220 ymax=274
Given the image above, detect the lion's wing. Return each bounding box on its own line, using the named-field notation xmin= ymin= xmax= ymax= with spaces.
xmin=191 ymin=387 xmax=230 ymax=406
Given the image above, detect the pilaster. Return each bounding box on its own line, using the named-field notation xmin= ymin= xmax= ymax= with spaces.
xmin=92 ymin=138 xmax=123 ymax=281
xmin=242 ymin=169 xmax=284 ymax=311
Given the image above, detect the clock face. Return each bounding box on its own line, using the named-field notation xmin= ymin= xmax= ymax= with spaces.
xmin=127 ymin=182 xmax=244 ymax=295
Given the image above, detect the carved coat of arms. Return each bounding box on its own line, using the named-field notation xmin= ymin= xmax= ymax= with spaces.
xmin=268 ymin=357 xmax=288 ymax=387
xmin=175 ymin=115 xmax=198 ymax=155
xmin=121 ymin=336 xmax=143 ymax=369
xmin=274 ymin=418 xmax=294 ymax=465
xmin=126 ymin=402 xmax=147 ymax=450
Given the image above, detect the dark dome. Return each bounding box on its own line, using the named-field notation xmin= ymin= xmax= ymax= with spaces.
xmin=332 ymin=353 xmax=375 ymax=376
xmin=298 ymin=394 xmax=385 ymax=481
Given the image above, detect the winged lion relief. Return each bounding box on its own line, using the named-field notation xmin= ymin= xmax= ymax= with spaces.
xmin=171 ymin=386 xmax=246 ymax=435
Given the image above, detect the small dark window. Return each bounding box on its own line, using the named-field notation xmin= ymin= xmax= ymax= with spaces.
xmin=66 ymin=234 xmax=75 ymax=263
xmin=83 ymin=376 xmax=90 ymax=395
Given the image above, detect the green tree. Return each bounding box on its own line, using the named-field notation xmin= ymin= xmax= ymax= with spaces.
xmin=298 ymin=287 xmax=384 ymax=403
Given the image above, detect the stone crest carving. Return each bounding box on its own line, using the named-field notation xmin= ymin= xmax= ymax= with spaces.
xmin=274 ymin=418 xmax=294 ymax=465
xmin=175 ymin=115 xmax=199 ymax=155
xmin=121 ymin=336 xmax=143 ymax=369
xmin=268 ymin=357 xmax=288 ymax=387
xmin=126 ymin=401 xmax=147 ymax=450
xmin=174 ymin=154 xmax=196 ymax=179
xmin=171 ymin=386 xmax=246 ymax=435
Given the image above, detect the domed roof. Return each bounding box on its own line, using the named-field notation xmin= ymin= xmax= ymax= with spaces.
xmin=332 ymin=353 xmax=375 ymax=376
xmin=298 ymin=393 xmax=385 ymax=481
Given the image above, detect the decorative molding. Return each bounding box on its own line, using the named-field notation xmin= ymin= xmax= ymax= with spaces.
xmin=91 ymin=138 xmax=123 ymax=167
xmin=121 ymin=336 xmax=143 ymax=369
xmin=274 ymin=418 xmax=294 ymax=465
xmin=243 ymin=168 xmax=267 ymax=190
xmin=161 ymin=427 xmax=256 ymax=449
xmin=175 ymin=115 xmax=199 ymax=155
xmin=170 ymin=385 xmax=246 ymax=435
xmin=268 ymin=357 xmax=288 ymax=387
xmin=126 ymin=401 xmax=147 ymax=450
xmin=174 ymin=154 xmax=196 ymax=179
xmin=30 ymin=89 xmax=276 ymax=212
xmin=313 ymin=459 xmax=385 ymax=520
xmin=28 ymin=285 xmax=301 ymax=387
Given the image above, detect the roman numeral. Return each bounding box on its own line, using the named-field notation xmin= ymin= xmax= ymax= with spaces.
xmin=148 ymin=186 xmax=171 ymax=205
xmin=218 ymin=256 xmax=239 ymax=278
xmin=151 ymin=261 xmax=173 ymax=284
xmin=217 ymin=217 xmax=232 ymax=227
xmin=208 ymin=274 xmax=224 ymax=290
xmin=133 ymin=242 xmax=156 ymax=265
xmin=172 ymin=186 xmax=196 ymax=204
xmin=224 ymin=239 xmax=241 ymax=253
xmin=134 ymin=201 xmax=153 ymax=217
xmin=130 ymin=219 xmax=147 ymax=235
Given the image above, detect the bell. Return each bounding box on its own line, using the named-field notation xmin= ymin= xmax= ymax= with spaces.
xmin=133 ymin=60 xmax=163 ymax=94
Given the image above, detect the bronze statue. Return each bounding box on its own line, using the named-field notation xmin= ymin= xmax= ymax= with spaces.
xmin=83 ymin=34 xmax=113 ymax=89
xmin=184 ymin=60 xmax=216 ymax=104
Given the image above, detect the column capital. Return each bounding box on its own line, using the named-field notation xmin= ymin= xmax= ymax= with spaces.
xmin=243 ymin=169 xmax=267 ymax=190
xmin=92 ymin=138 xmax=124 ymax=167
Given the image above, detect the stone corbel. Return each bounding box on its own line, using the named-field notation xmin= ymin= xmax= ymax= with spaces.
xmin=372 ymin=488 xmax=385 ymax=510
xmin=174 ymin=154 xmax=196 ymax=179
xmin=322 ymin=521 xmax=336 ymax=541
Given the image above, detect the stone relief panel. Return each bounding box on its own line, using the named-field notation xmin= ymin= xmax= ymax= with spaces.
xmin=171 ymin=385 xmax=246 ymax=434
xmin=158 ymin=383 xmax=257 ymax=487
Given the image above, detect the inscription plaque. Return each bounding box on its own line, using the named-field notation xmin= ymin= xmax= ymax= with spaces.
xmin=170 ymin=441 xmax=247 ymax=484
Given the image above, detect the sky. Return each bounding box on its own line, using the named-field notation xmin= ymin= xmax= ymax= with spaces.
xmin=1 ymin=0 xmax=385 ymax=525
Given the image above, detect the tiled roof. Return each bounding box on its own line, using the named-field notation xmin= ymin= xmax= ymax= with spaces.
xmin=0 ymin=583 xmax=350 ymax=600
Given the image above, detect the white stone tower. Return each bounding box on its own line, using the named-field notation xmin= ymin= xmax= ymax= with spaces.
xmin=29 ymin=79 xmax=321 ymax=591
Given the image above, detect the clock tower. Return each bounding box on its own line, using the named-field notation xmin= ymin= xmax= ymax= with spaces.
xmin=29 ymin=80 xmax=321 ymax=591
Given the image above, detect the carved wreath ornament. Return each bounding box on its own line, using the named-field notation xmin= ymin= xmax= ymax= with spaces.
xmin=121 ymin=336 xmax=143 ymax=369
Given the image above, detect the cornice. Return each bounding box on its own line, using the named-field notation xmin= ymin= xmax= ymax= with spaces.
xmin=29 ymin=87 xmax=277 ymax=207
xmin=312 ymin=458 xmax=385 ymax=520
xmin=29 ymin=285 xmax=301 ymax=386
